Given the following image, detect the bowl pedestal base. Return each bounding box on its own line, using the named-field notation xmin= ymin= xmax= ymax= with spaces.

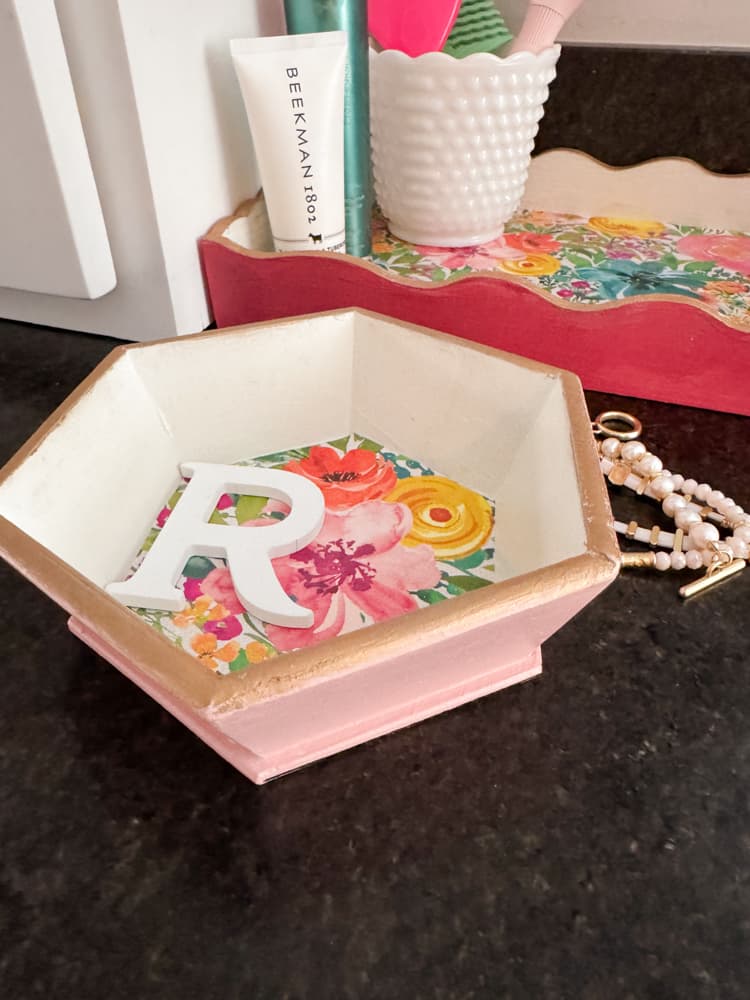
xmin=69 ymin=616 xmax=542 ymax=783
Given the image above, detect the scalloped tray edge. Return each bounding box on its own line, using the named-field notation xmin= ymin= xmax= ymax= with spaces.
xmin=203 ymin=149 xmax=750 ymax=335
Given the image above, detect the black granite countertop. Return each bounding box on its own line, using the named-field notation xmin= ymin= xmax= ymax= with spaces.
xmin=1 ymin=319 xmax=749 ymax=999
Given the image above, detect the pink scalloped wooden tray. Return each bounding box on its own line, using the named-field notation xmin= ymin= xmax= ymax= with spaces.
xmin=200 ymin=151 xmax=750 ymax=416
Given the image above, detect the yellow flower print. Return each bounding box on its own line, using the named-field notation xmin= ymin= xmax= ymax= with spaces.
xmin=499 ymin=253 xmax=560 ymax=277
xmin=386 ymin=476 xmax=492 ymax=560
xmin=588 ymin=217 xmax=666 ymax=239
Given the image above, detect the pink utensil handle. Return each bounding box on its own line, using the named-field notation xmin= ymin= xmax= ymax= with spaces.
xmin=509 ymin=0 xmax=584 ymax=54
xmin=368 ymin=0 xmax=462 ymax=57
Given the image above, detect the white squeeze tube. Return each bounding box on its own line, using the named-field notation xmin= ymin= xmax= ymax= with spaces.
xmin=231 ymin=32 xmax=347 ymax=253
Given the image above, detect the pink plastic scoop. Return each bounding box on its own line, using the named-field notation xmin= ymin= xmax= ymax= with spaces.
xmin=368 ymin=0 xmax=462 ymax=57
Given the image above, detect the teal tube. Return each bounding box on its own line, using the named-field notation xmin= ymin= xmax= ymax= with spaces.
xmin=284 ymin=0 xmax=372 ymax=257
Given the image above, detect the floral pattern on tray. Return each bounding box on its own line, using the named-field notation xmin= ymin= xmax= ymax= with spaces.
xmin=368 ymin=211 xmax=750 ymax=328
xmin=131 ymin=436 xmax=495 ymax=675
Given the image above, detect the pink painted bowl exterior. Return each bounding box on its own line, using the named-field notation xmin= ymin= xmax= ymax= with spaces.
xmin=70 ymin=568 xmax=608 ymax=783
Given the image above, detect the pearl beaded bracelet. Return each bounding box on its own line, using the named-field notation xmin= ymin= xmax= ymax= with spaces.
xmin=593 ymin=411 xmax=748 ymax=598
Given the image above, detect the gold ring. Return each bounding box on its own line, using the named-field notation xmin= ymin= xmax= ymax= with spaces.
xmin=593 ymin=411 xmax=643 ymax=441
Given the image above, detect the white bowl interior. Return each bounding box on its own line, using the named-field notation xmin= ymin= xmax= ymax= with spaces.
xmin=0 ymin=311 xmax=587 ymax=590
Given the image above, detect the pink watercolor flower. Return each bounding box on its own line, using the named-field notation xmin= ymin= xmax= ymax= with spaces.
xmin=156 ymin=505 xmax=171 ymax=528
xmin=606 ymin=250 xmax=634 ymax=260
xmin=216 ymin=492 xmax=234 ymax=510
xmin=676 ymin=234 xmax=750 ymax=276
xmin=556 ymin=289 xmax=575 ymax=299
xmin=571 ymin=280 xmax=592 ymax=289
xmin=203 ymin=615 xmax=243 ymax=641
xmin=200 ymin=567 xmax=245 ymax=615
xmin=265 ymin=501 xmax=440 ymax=652
xmin=183 ymin=577 xmax=203 ymax=602
xmin=181 ymin=500 xmax=293 ymax=610
xmin=414 ymin=236 xmax=525 ymax=272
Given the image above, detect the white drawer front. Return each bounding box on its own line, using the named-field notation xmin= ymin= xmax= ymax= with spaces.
xmin=0 ymin=0 xmax=116 ymax=299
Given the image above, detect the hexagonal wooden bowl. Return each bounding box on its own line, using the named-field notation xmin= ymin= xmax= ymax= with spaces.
xmin=0 ymin=310 xmax=619 ymax=782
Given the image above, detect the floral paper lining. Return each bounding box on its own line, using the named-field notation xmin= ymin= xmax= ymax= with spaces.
xmin=368 ymin=210 xmax=750 ymax=329
xmin=132 ymin=435 xmax=495 ymax=675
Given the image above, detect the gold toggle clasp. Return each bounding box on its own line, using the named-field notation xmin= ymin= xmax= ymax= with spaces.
xmin=679 ymin=542 xmax=746 ymax=598
xmin=594 ymin=411 xmax=746 ymax=598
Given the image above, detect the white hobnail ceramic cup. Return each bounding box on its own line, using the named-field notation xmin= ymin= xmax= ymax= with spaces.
xmin=369 ymin=46 xmax=560 ymax=247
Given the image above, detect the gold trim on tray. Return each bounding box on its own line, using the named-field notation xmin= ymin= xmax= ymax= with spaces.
xmin=0 ymin=309 xmax=620 ymax=715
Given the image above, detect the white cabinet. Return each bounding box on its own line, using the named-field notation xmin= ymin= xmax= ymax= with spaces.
xmin=0 ymin=1 xmax=115 ymax=299
xmin=0 ymin=0 xmax=285 ymax=341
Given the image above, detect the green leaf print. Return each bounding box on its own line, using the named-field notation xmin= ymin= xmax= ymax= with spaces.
xmin=683 ymin=260 xmax=716 ymax=272
xmin=565 ymin=251 xmax=598 ymax=269
xmin=141 ymin=528 xmax=160 ymax=552
xmin=183 ymin=555 xmax=214 ymax=579
xmin=660 ymin=253 xmax=680 ymax=269
xmin=356 ymin=437 xmax=385 ymax=454
xmin=415 ymin=589 xmax=447 ymax=604
xmin=228 ymin=648 xmax=249 ymax=672
xmin=451 ymin=549 xmax=491 ymax=570
xmin=444 ymin=575 xmax=492 ymax=592
xmin=327 ymin=435 xmax=351 ymax=452
xmin=236 ymin=494 xmax=270 ymax=524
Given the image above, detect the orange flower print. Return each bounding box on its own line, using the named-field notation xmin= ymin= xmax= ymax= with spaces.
xmin=191 ymin=633 xmax=216 ymax=657
xmin=245 ymin=641 xmax=271 ymax=664
xmin=504 ymin=232 xmax=562 ymax=254
xmin=703 ymin=279 xmax=748 ymax=295
xmin=371 ymin=234 xmax=395 ymax=254
xmin=172 ymin=595 xmax=214 ymax=628
xmin=523 ymin=210 xmax=582 ymax=227
xmin=190 ymin=633 xmax=240 ymax=671
xmin=284 ymin=446 xmax=397 ymax=511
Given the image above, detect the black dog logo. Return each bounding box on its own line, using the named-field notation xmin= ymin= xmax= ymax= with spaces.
xmin=309 ymin=232 xmax=322 ymax=245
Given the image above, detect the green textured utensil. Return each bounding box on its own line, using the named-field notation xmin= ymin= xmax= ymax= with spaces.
xmin=443 ymin=0 xmax=513 ymax=57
